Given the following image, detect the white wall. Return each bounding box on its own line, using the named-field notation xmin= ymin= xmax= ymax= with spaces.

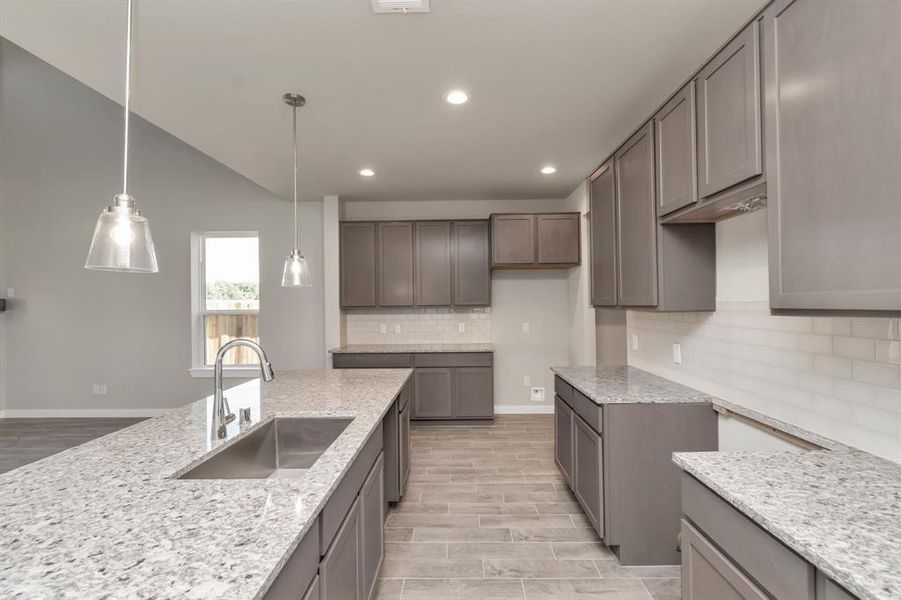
xmin=628 ymin=210 xmax=901 ymax=462
xmin=0 ymin=40 xmax=325 ymax=415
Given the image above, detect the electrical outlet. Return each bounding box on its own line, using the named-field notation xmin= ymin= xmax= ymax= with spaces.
xmin=672 ymin=343 xmax=682 ymax=365
xmin=379 ymin=323 xmax=387 ymax=335
xmin=6 ymin=288 xmax=14 ymax=298
xmin=530 ymin=387 xmax=545 ymax=403
xmin=458 ymin=322 xmax=465 ymax=333
xmin=522 ymin=322 xmax=530 ymax=334
xmin=394 ymin=324 xmax=401 ymax=334
xmin=523 ymin=375 xmax=531 ymax=386
xmin=632 ymin=334 xmax=639 ymax=352
xmin=92 ymin=384 xmax=101 ymax=395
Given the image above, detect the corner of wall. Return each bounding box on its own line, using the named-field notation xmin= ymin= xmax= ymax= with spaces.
xmin=322 ymin=195 xmax=341 ymax=366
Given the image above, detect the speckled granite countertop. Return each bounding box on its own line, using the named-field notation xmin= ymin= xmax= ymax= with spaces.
xmin=330 ymin=343 xmax=494 ymax=353
xmin=551 ymin=365 xmax=715 ymax=404
xmin=0 ymin=369 xmax=411 ymax=600
xmin=675 ymin=449 xmax=901 ymax=600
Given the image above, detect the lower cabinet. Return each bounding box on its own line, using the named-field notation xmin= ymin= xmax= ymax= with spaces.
xmin=553 ymin=395 xmax=573 ymax=486
xmin=360 ymin=454 xmax=385 ymax=600
xmin=682 ymin=519 xmax=767 ymax=600
xmin=302 ymin=576 xmax=320 ymax=600
xmin=453 ymin=367 xmax=494 ymax=418
xmin=399 ymin=400 xmax=411 ymax=491
xmin=320 ymin=497 xmax=362 ymax=600
xmin=413 ymin=368 xmax=454 ymax=418
xmin=572 ymin=414 xmax=604 ymax=537
xmin=382 ymin=381 xmax=412 ymax=503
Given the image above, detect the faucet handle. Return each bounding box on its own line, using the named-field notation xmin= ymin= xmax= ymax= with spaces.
xmin=222 ymin=396 xmax=236 ymax=425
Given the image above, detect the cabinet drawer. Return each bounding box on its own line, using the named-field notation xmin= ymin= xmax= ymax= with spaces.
xmin=332 ymin=353 xmax=413 ymax=368
xmin=554 ymin=375 xmax=573 ymax=407
xmin=682 ymin=474 xmax=815 ymax=600
xmin=572 ymin=389 xmax=602 ymax=434
xmin=682 ymin=519 xmax=768 ymax=600
xmin=263 ymin=519 xmax=320 ymax=600
xmin=321 ymin=423 xmax=383 ymax=555
xmin=413 ymin=352 xmax=493 ymax=367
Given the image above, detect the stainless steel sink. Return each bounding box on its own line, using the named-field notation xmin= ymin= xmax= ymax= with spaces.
xmin=179 ymin=417 xmax=352 ymax=479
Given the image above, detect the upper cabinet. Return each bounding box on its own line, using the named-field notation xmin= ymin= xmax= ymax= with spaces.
xmin=340 ymin=222 xmax=378 ymax=308
xmin=589 ymin=163 xmax=618 ymax=307
xmin=654 ymin=82 xmax=698 ymax=217
xmin=340 ymin=220 xmax=490 ymax=309
xmin=763 ymin=0 xmax=901 ymax=311
xmin=696 ymin=20 xmax=763 ymax=199
xmin=491 ymin=212 xmax=580 ymax=269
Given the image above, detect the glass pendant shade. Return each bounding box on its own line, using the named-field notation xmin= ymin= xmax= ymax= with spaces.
xmin=85 ymin=194 xmax=159 ymax=273
xmin=282 ymin=250 xmax=312 ymax=287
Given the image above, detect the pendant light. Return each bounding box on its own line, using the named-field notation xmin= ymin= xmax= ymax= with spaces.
xmin=85 ymin=0 xmax=158 ymax=273
xmin=281 ymin=93 xmax=312 ymax=288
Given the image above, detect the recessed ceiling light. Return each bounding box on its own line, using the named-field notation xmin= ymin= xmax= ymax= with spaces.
xmin=445 ymin=90 xmax=469 ymax=105
xmin=541 ymin=166 xmax=557 ymax=175
xmin=359 ymin=168 xmax=375 ymax=177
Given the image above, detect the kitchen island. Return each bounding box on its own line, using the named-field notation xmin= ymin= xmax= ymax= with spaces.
xmin=0 ymin=368 xmax=411 ymax=599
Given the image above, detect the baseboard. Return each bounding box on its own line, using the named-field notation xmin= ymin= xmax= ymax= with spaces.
xmin=494 ymin=404 xmax=554 ymax=415
xmin=0 ymin=408 xmax=168 ymax=418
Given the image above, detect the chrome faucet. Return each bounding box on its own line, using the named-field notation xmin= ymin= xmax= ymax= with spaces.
xmin=212 ymin=339 xmax=275 ymax=439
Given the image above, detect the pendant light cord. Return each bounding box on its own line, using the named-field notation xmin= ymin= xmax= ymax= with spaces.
xmin=292 ymin=104 xmax=299 ymax=250
xmin=122 ymin=0 xmax=133 ymax=196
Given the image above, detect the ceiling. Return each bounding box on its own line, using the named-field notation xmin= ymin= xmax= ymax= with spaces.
xmin=0 ymin=0 xmax=765 ymax=202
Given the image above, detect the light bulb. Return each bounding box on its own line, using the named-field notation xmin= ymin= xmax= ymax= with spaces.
xmin=110 ymin=218 xmax=135 ymax=246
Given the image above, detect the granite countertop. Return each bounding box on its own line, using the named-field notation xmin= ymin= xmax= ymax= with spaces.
xmin=551 ymin=365 xmax=715 ymax=404
xmin=0 ymin=369 xmax=412 ymax=599
xmin=675 ymin=449 xmax=901 ymax=600
xmin=330 ymin=343 xmax=494 ymax=354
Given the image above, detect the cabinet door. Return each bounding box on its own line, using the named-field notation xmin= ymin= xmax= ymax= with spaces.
xmin=413 ymin=368 xmax=454 ymax=419
xmin=655 ymin=82 xmax=698 ymax=216
xmin=572 ymin=414 xmax=603 ymax=538
xmin=378 ymin=222 xmax=414 ymax=306
xmin=301 ymin=576 xmax=319 ymax=600
xmin=414 ymin=221 xmax=452 ymax=306
xmin=382 ymin=402 xmax=400 ymax=503
xmin=816 ymin=572 xmax=856 ymax=600
xmin=615 ymin=121 xmax=658 ymax=307
xmin=399 ymin=401 xmax=411 ymax=492
xmin=682 ymin=520 xmax=768 ymax=600
xmin=536 ymin=214 xmax=580 ymax=265
xmin=763 ymin=0 xmax=901 ymax=311
xmin=491 ymin=214 xmax=535 ymax=265
xmin=554 ymin=395 xmax=574 ymax=488
xmin=320 ymin=497 xmax=361 ymax=600
xmin=340 ymin=222 xmax=378 ymax=308
xmin=360 ymin=454 xmax=385 ymax=600
xmin=696 ymin=20 xmax=762 ymax=198
xmin=589 ymin=163 xmax=618 ymax=307
xmin=452 ymin=221 xmax=491 ymax=306
xmin=453 ymin=367 xmax=493 ymax=418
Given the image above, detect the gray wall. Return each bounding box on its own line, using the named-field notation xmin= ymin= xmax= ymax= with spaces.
xmin=0 ymin=40 xmax=324 ymax=414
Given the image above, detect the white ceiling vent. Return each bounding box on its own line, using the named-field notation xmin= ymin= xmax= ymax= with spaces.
xmin=371 ymin=0 xmax=430 ymax=14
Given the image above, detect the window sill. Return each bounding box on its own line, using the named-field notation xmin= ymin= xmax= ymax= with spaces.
xmin=188 ymin=367 xmax=261 ymax=379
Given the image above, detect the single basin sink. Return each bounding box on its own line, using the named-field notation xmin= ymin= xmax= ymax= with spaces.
xmin=180 ymin=417 xmax=352 ymax=480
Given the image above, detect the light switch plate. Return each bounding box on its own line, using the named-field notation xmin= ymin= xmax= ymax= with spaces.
xmin=523 ymin=376 xmax=531 ymax=386
xmin=522 ymin=322 xmax=530 ymax=334
xmin=6 ymin=288 xmax=14 ymax=298
xmin=394 ymin=324 xmax=401 ymax=334
xmin=632 ymin=334 xmax=639 ymax=352
xmin=458 ymin=322 xmax=466 ymax=333
xmin=530 ymin=387 xmax=545 ymax=402
xmin=672 ymin=343 xmax=682 ymax=365
xmin=379 ymin=324 xmax=387 ymax=334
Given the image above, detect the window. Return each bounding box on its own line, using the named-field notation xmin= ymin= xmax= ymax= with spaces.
xmin=192 ymin=232 xmax=260 ymax=370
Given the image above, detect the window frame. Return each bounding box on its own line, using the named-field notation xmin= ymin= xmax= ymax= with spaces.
xmin=189 ymin=231 xmax=261 ymax=378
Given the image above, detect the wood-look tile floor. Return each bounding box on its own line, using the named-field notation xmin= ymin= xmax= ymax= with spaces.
xmin=376 ymin=415 xmax=680 ymax=600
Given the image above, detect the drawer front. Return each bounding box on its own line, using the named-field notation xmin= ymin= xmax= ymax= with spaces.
xmin=263 ymin=519 xmax=320 ymax=600
xmin=554 ymin=375 xmax=573 ymax=407
xmin=682 ymin=519 xmax=768 ymax=600
xmin=572 ymin=389 xmax=602 ymax=434
xmin=332 ymin=353 xmax=412 ymax=368
xmin=413 ymin=352 xmax=493 ymax=367
xmin=320 ymin=423 xmax=383 ymax=555
xmin=682 ymin=474 xmax=815 ymax=600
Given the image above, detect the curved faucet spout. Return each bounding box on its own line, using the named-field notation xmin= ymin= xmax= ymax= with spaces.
xmin=212 ymin=339 xmax=275 ymax=439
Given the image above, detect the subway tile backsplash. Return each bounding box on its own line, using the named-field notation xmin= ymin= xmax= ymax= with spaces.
xmin=627 ymin=301 xmax=901 ymax=462
xmin=344 ymin=307 xmax=491 ymax=345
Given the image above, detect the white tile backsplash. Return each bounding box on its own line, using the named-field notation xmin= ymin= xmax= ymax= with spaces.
xmin=344 ymin=307 xmax=491 ymax=345
xmin=628 ymin=305 xmax=901 ymax=462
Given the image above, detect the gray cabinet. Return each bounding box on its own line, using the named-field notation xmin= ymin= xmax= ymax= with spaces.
xmin=263 ymin=518 xmax=320 ymax=600
xmin=452 ymin=220 xmax=491 ymax=306
xmin=413 ymin=368 xmax=454 ymax=419
xmin=682 ymin=519 xmax=768 ymax=600
xmin=554 ymin=395 xmax=573 ymax=487
xmin=816 ymin=573 xmax=856 ymax=600
xmin=573 ymin=414 xmax=604 ymax=537
xmin=654 ymin=82 xmax=698 ymax=216
xmin=319 ymin=496 xmax=361 ymax=600
xmin=589 ymin=162 xmax=618 ymax=307
xmin=763 ymin=0 xmax=901 ymax=311
xmin=491 ymin=214 xmax=535 ymax=265
xmin=453 ymin=367 xmax=493 ymax=418
xmin=301 ymin=576 xmax=319 ymax=600
xmin=615 ymin=121 xmax=658 ymax=307
xmin=399 ymin=398 xmax=411 ymax=490
xmin=383 ymin=382 xmax=412 ymax=504
xmin=340 ymin=223 xmax=378 ymax=308
xmin=377 ymin=222 xmax=414 ymax=307
xmin=360 ymin=454 xmax=384 ymax=600
xmin=537 ymin=214 xmax=580 ymax=265
xmin=414 ymin=221 xmax=452 ymax=306
xmin=696 ymin=20 xmax=762 ymax=199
